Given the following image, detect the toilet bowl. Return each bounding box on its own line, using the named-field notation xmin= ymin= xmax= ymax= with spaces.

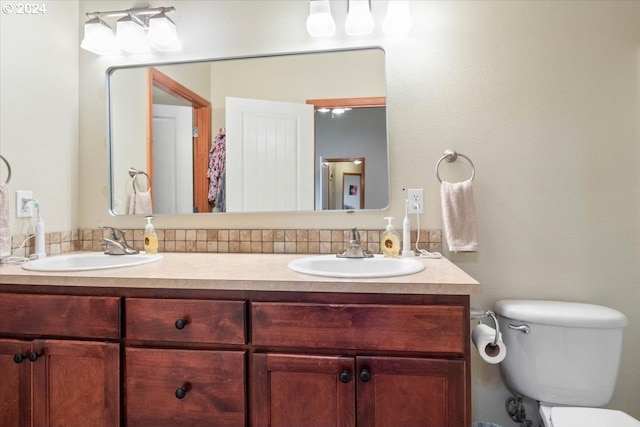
xmin=493 ymin=299 xmax=639 ymax=427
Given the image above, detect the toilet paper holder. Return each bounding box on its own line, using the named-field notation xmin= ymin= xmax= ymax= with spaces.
xmin=470 ymin=308 xmax=501 ymax=346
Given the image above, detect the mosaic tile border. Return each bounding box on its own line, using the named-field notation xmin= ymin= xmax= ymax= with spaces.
xmin=11 ymin=228 xmax=442 ymax=258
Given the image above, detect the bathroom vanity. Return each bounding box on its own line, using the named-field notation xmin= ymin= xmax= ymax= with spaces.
xmin=0 ymin=253 xmax=478 ymax=427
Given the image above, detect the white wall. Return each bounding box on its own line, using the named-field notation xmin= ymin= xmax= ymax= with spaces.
xmin=3 ymin=1 xmax=638 ymax=425
xmin=0 ymin=0 xmax=78 ymax=233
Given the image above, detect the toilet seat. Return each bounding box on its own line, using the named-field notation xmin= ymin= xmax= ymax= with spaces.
xmin=540 ymin=405 xmax=640 ymax=427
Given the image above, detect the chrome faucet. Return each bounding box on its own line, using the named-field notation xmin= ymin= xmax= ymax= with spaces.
xmin=337 ymin=227 xmax=374 ymax=258
xmin=99 ymin=226 xmax=139 ymax=255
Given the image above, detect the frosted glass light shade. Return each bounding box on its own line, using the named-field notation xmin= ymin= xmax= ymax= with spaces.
xmin=81 ymin=17 xmax=118 ymax=55
xmin=345 ymin=0 xmax=374 ymax=36
xmin=306 ymin=0 xmax=335 ymax=37
xmin=116 ymin=16 xmax=150 ymax=53
xmin=149 ymin=13 xmax=181 ymax=51
xmin=383 ymin=1 xmax=413 ymax=35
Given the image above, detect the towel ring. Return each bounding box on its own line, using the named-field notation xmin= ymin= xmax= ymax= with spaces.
xmin=436 ymin=149 xmax=475 ymax=183
xmin=128 ymin=167 xmax=151 ymax=194
xmin=0 ymin=154 xmax=11 ymax=184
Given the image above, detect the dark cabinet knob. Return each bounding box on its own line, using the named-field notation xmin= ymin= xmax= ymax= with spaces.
xmin=28 ymin=351 xmax=43 ymax=362
xmin=175 ymin=385 xmax=191 ymax=399
xmin=359 ymin=369 xmax=372 ymax=382
xmin=13 ymin=353 xmax=28 ymax=364
xmin=339 ymin=371 xmax=351 ymax=383
xmin=175 ymin=318 xmax=188 ymax=329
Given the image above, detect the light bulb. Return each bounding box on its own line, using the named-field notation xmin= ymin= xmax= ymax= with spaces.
xmin=81 ymin=17 xmax=119 ymax=55
xmin=116 ymin=15 xmax=150 ymax=53
xmin=149 ymin=12 xmax=181 ymax=51
xmin=345 ymin=0 xmax=374 ymax=36
xmin=306 ymin=0 xmax=335 ymax=37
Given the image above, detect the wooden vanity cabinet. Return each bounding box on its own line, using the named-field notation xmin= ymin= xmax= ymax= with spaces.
xmin=0 ymin=284 xmax=471 ymax=427
xmin=251 ymin=301 xmax=469 ymax=427
xmin=0 ymin=293 xmax=121 ymax=427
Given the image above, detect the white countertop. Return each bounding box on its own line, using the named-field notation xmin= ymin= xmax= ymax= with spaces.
xmin=0 ymin=253 xmax=479 ymax=295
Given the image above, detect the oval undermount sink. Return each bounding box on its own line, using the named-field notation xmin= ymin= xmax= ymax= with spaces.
xmin=288 ymin=254 xmax=425 ymax=278
xmin=22 ymin=252 xmax=163 ymax=272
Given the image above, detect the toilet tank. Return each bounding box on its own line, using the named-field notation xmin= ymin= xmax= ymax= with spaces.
xmin=494 ymin=299 xmax=628 ymax=407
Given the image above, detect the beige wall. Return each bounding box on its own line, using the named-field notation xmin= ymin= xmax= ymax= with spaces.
xmin=0 ymin=0 xmax=79 ymax=233
xmin=2 ymin=1 xmax=639 ymax=424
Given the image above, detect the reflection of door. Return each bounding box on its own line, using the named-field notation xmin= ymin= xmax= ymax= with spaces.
xmin=152 ymin=104 xmax=193 ymax=214
xmin=225 ymin=97 xmax=314 ymax=212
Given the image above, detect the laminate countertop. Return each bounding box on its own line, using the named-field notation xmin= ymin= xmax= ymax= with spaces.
xmin=0 ymin=252 xmax=479 ymax=295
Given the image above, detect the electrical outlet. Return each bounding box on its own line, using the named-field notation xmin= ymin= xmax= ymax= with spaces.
xmin=16 ymin=191 xmax=33 ymax=218
xmin=407 ymin=188 xmax=424 ymax=214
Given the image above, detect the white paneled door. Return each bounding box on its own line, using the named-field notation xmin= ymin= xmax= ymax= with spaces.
xmin=152 ymin=104 xmax=193 ymax=214
xmin=225 ymin=97 xmax=315 ymax=212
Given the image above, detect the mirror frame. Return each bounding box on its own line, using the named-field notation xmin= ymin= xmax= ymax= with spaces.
xmin=106 ymin=47 xmax=389 ymax=215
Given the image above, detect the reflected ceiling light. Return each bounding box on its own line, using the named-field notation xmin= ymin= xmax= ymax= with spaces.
xmin=80 ymin=16 xmax=119 ymax=55
xmin=306 ymin=0 xmax=336 ymax=37
xmin=353 ymin=159 xmax=362 ymax=165
xmin=345 ymin=0 xmax=374 ymax=36
xmin=117 ymin=14 xmax=149 ymax=53
xmin=149 ymin=12 xmax=180 ymax=51
xmin=383 ymin=1 xmax=413 ymax=35
xmin=81 ymin=6 xmax=179 ymax=55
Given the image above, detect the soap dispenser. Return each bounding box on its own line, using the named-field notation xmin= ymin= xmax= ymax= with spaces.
xmin=381 ymin=217 xmax=400 ymax=258
xmin=143 ymin=215 xmax=158 ymax=254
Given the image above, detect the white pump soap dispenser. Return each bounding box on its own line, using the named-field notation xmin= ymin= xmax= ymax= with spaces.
xmin=381 ymin=217 xmax=400 ymax=258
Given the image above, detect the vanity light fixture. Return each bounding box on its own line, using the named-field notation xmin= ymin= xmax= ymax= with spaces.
xmin=307 ymin=1 xmax=413 ymax=38
xmin=306 ymin=0 xmax=336 ymax=37
xmin=345 ymin=0 xmax=374 ymax=36
xmin=383 ymin=0 xmax=413 ymax=35
xmin=81 ymin=6 xmax=179 ymax=55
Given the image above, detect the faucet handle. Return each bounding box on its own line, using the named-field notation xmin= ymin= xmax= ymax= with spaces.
xmin=101 ymin=226 xmax=125 ymax=241
xmin=350 ymin=227 xmax=360 ymax=242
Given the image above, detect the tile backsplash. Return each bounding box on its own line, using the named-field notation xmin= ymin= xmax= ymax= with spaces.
xmin=12 ymin=228 xmax=442 ymax=258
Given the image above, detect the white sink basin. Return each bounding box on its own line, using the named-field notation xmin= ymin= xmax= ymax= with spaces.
xmin=288 ymin=254 xmax=425 ymax=278
xmin=22 ymin=252 xmax=163 ymax=272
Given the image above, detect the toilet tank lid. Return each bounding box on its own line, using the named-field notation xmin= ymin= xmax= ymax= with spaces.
xmin=494 ymin=300 xmax=628 ymax=328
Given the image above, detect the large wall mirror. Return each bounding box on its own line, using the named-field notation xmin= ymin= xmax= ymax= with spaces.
xmin=107 ymin=47 xmax=388 ymax=215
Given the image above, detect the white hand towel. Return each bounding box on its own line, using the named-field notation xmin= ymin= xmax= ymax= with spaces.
xmin=128 ymin=191 xmax=153 ymax=215
xmin=440 ymin=179 xmax=478 ymax=252
xmin=0 ymin=183 xmax=11 ymax=258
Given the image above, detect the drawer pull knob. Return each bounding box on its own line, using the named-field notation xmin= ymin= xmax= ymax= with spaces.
xmin=13 ymin=353 xmax=28 ymax=364
xmin=339 ymin=371 xmax=351 ymax=383
xmin=174 ymin=318 xmax=188 ymax=330
xmin=359 ymin=369 xmax=372 ymax=382
xmin=175 ymin=386 xmax=189 ymax=399
xmin=28 ymin=351 xmax=43 ymax=362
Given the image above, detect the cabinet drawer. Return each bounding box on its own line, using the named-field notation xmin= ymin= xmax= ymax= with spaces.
xmin=252 ymin=302 xmax=464 ymax=354
xmin=0 ymin=293 xmax=120 ymax=339
xmin=126 ymin=347 xmax=246 ymax=427
xmin=125 ymin=298 xmax=246 ymax=344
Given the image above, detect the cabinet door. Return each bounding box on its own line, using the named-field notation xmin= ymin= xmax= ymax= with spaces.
xmin=126 ymin=348 xmax=246 ymax=427
xmin=252 ymin=353 xmax=355 ymax=427
xmin=356 ymin=356 xmax=466 ymax=427
xmin=0 ymin=339 xmax=31 ymax=427
xmin=30 ymin=339 xmax=120 ymax=427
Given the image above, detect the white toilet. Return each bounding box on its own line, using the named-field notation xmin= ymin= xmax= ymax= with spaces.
xmin=494 ymin=299 xmax=640 ymax=427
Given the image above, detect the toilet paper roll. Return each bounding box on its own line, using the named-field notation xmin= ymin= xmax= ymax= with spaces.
xmin=472 ymin=323 xmax=507 ymax=364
